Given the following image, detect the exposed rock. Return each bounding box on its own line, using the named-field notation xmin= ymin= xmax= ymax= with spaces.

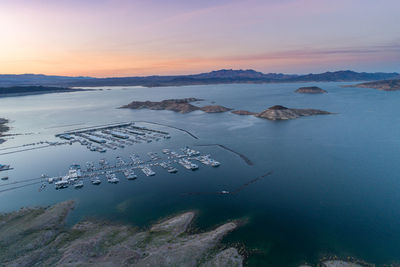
xmin=202 ymin=248 xmax=243 ymax=267
xmin=0 ymin=201 xmax=243 ymax=266
xmin=322 ymin=260 xmax=364 ymax=267
xmin=295 ymin=86 xmax=327 ymax=94
xmin=255 ymin=105 xmax=332 ymax=120
xmin=121 ymin=98 xmax=232 ymax=114
xmin=200 ymin=105 xmax=232 ymax=113
xmin=349 ymin=79 xmax=400 ymax=91
xmin=231 ymin=110 xmax=256 ymax=115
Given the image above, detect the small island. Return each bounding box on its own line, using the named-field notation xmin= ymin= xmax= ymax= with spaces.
xmin=295 ymin=86 xmax=327 ymax=94
xmin=349 ymin=79 xmax=400 ymax=91
xmin=231 ymin=105 xmax=332 ymax=120
xmin=121 ymin=98 xmax=232 ymax=114
xmin=0 ymin=118 xmax=9 ymax=144
xmin=0 ymin=201 xmax=243 ymax=266
xmin=256 ymin=105 xmax=332 ymax=120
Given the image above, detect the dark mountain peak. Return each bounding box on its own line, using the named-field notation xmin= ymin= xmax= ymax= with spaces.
xmin=1 ymin=69 xmax=398 ymax=87
xmin=192 ymin=69 xmax=266 ymax=79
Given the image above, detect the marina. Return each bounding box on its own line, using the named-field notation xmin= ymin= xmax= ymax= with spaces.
xmin=56 ymin=122 xmax=172 ymax=153
xmin=0 ymin=146 xmax=221 ymax=192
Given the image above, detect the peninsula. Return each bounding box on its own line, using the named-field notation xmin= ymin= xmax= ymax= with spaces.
xmin=0 ymin=201 xmax=243 ymax=266
xmin=295 ymin=86 xmax=327 ymax=94
xmin=349 ymin=79 xmax=400 ymax=91
xmin=121 ymin=98 xmax=232 ymax=113
xmin=0 ymin=86 xmax=85 ymax=98
xmin=0 ymin=118 xmax=9 ymax=144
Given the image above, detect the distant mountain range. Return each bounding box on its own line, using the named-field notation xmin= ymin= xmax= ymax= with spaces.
xmin=0 ymin=69 xmax=398 ymax=87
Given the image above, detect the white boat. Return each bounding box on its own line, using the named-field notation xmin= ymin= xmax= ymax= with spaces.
xmin=178 ymin=159 xmax=198 ymax=170
xmin=221 ymin=190 xmax=230 ymax=194
xmin=0 ymin=164 xmax=11 ymax=172
xmin=125 ymin=170 xmax=137 ymax=180
xmin=55 ymin=180 xmax=69 ymax=189
xmin=99 ymin=159 xmax=108 ymax=165
xmin=108 ymin=177 xmax=119 ymax=183
xmin=107 ymin=174 xmax=119 ymax=183
xmin=74 ymin=181 xmax=84 ymax=189
xmin=98 ymin=147 xmax=107 ymax=153
xmin=211 ymin=161 xmax=220 ymax=167
xmin=69 ymin=164 xmax=82 ymax=178
xmin=181 ymin=147 xmax=200 ymax=156
xmin=142 ymin=166 xmax=155 ymax=176
xmin=167 ymin=167 xmax=178 ymax=173
xmin=91 ymin=177 xmax=101 ymax=185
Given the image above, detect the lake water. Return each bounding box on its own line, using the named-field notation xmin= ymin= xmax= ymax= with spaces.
xmin=1 ymin=82 xmax=400 ymax=266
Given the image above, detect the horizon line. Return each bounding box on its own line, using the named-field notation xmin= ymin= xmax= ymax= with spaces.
xmin=1 ymin=68 xmax=399 ymax=79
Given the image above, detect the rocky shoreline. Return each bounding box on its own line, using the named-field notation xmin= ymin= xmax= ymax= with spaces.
xmin=0 ymin=201 xmax=243 ymax=266
xmin=0 ymin=118 xmax=9 ymax=144
xmin=0 ymin=201 xmax=384 ymax=266
xmin=348 ymin=79 xmax=400 ymax=91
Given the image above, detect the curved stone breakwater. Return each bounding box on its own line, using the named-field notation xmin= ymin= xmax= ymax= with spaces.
xmin=0 ymin=118 xmax=9 ymax=144
xmin=137 ymin=121 xmax=199 ymax=139
xmin=183 ymin=171 xmax=273 ymax=196
xmin=195 ymin=144 xmax=253 ymax=165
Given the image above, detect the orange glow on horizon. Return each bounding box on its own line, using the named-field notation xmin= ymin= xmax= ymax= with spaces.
xmin=1 ymin=0 xmax=399 ymax=77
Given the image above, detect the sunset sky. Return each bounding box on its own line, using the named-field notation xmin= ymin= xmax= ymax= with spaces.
xmin=1 ymin=0 xmax=399 ymax=77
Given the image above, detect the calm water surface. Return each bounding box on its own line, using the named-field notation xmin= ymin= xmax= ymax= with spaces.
xmin=1 ymin=82 xmax=400 ymax=266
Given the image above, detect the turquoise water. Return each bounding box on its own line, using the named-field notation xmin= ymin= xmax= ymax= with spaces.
xmin=1 ymin=82 xmax=400 ymax=266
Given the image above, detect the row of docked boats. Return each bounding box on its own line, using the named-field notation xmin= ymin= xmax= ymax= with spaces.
xmin=178 ymin=158 xmax=199 ymax=170
xmin=195 ymin=155 xmax=220 ymax=167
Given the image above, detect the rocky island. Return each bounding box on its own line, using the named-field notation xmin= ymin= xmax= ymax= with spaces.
xmin=295 ymin=86 xmax=327 ymax=94
xmin=121 ymin=98 xmax=232 ymax=114
xmin=231 ymin=105 xmax=332 ymax=120
xmin=122 ymin=99 xmax=332 ymax=121
xmin=255 ymin=105 xmax=332 ymax=120
xmin=349 ymin=79 xmax=400 ymax=91
xmin=0 ymin=118 xmax=9 ymax=144
xmin=0 ymin=201 xmax=243 ymax=266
